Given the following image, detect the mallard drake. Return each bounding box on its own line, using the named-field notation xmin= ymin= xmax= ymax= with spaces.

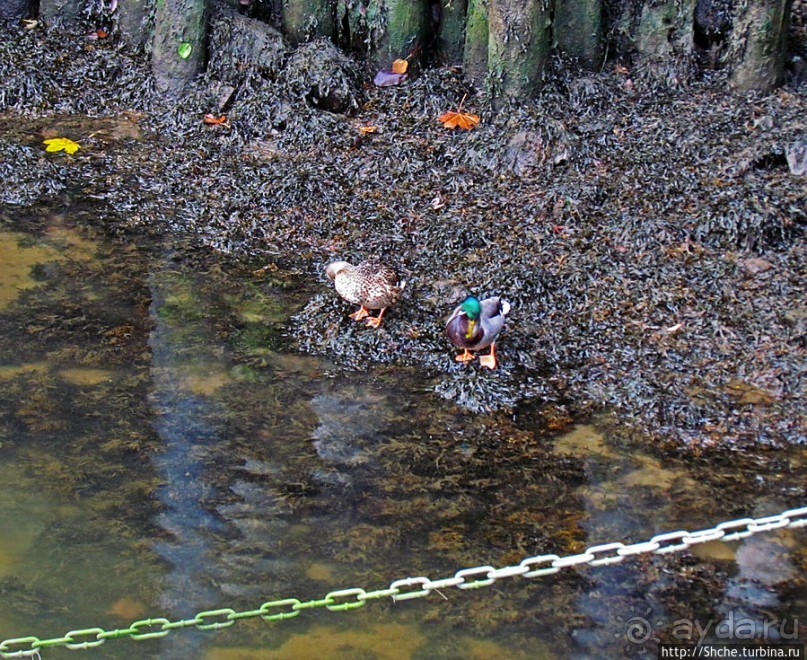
xmin=445 ymin=295 xmax=510 ymax=369
xmin=325 ymin=260 xmax=406 ymax=328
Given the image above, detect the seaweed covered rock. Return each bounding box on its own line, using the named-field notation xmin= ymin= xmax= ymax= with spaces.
xmin=208 ymin=9 xmax=288 ymax=81
xmin=284 ymin=39 xmax=362 ymax=114
xmin=0 ymin=0 xmax=33 ymax=22
xmin=39 ymin=0 xmax=83 ymax=31
xmin=0 ymin=25 xmax=804 ymax=449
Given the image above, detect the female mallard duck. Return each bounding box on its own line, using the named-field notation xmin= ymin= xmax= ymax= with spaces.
xmin=325 ymin=260 xmax=406 ymax=328
xmin=445 ymin=295 xmax=510 ymax=369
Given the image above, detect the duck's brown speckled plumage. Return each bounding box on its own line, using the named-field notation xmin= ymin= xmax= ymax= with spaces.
xmin=327 ymin=261 xmax=404 ymax=309
xmin=325 ymin=260 xmax=405 ymax=327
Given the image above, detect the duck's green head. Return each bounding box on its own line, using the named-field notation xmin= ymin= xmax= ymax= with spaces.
xmin=460 ymin=296 xmax=481 ymax=338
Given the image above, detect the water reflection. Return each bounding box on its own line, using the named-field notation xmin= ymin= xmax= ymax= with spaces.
xmin=552 ymin=426 xmax=668 ymax=657
xmin=713 ymin=502 xmax=798 ymax=643
xmin=554 ymin=426 xmax=806 ymax=657
xmin=0 ymin=221 xmax=804 ymax=659
xmin=147 ymin=260 xmax=231 ymax=657
xmin=311 ymin=383 xmax=391 ymax=466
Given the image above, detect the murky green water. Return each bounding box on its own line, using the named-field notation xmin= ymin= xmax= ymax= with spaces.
xmin=0 ymin=210 xmax=805 ymax=659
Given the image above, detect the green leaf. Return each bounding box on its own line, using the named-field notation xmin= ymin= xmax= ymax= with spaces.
xmin=178 ymin=42 xmax=192 ymax=59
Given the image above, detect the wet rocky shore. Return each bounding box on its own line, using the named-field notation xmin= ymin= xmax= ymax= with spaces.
xmin=1 ymin=24 xmax=804 ymax=449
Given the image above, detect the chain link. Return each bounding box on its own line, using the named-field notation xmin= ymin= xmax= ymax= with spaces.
xmin=2 ymin=505 xmax=805 ymax=658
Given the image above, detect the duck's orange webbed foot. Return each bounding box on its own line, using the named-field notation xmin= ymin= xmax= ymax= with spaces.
xmin=349 ymin=306 xmax=370 ymax=322
xmin=364 ymin=308 xmax=386 ymax=328
xmin=455 ymin=349 xmax=475 ymax=363
xmin=478 ymin=343 xmax=498 ymax=370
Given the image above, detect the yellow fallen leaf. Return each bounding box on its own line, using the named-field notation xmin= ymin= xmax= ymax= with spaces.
xmin=43 ymin=137 xmax=81 ymax=154
xmin=391 ymin=58 xmax=408 ymax=74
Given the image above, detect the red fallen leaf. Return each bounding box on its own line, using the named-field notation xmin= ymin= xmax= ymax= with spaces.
xmin=86 ymin=29 xmax=108 ymax=40
xmin=203 ymin=113 xmax=228 ymax=125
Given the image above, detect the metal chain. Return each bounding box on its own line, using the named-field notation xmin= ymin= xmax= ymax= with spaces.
xmin=2 ymin=506 xmax=805 ymax=658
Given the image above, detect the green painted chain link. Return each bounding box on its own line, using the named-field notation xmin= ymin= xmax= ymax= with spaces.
xmin=1 ymin=505 xmax=805 ymax=658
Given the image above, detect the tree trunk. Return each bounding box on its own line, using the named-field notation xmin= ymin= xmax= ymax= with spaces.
xmin=636 ymin=0 xmax=696 ymax=58
xmin=380 ymin=0 xmax=429 ymax=65
xmin=438 ymin=0 xmax=468 ymax=65
xmin=462 ymin=0 xmax=487 ymax=84
xmin=487 ymin=0 xmax=551 ymax=103
xmin=335 ymin=0 xmax=428 ymax=67
xmin=118 ymin=0 xmax=152 ymax=51
xmin=729 ymin=0 xmax=793 ymax=91
xmin=282 ymin=0 xmax=334 ymax=43
xmin=554 ymin=0 xmax=603 ymax=69
xmin=39 ymin=0 xmax=84 ymax=30
xmin=152 ymin=0 xmax=208 ymax=95
xmin=0 ymin=0 xmax=34 ymax=21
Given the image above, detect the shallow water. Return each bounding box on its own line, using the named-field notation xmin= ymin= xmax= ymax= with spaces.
xmin=0 ymin=210 xmax=804 ymax=659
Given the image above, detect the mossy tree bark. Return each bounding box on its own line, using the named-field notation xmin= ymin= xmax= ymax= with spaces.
xmin=487 ymin=0 xmax=551 ymax=103
xmin=636 ymin=0 xmax=696 ymax=58
xmin=462 ymin=0 xmax=488 ymax=84
xmin=379 ymin=0 xmax=429 ymax=65
xmin=282 ymin=0 xmax=334 ymax=43
xmin=728 ymin=0 xmax=793 ymax=91
xmin=335 ymin=0 xmax=429 ymax=67
xmin=554 ymin=0 xmax=603 ymax=69
xmin=118 ymin=0 xmax=153 ymax=50
xmin=438 ymin=0 xmax=468 ymax=65
xmin=152 ymin=0 xmax=208 ymax=95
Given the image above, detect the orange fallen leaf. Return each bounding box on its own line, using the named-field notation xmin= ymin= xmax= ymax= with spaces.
xmin=359 ymin=125 xmax=377 ymax=134
xmin=203 ymin=113 xmax=227 ymax=125
xmin=391 ymin=58 xmax=408 ymax=74
xmin=438 ymin=109 xmax=480 ymax=130
xmin=438 ymin=94 xmax=480 ymax=131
